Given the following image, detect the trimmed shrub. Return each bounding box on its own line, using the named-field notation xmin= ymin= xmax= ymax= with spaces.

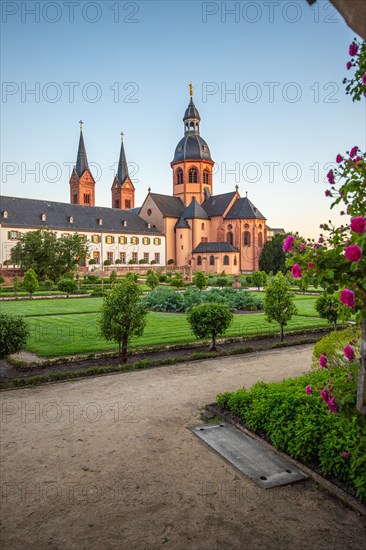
xmin=142 ymin=286 xmax=185 ymax=312
xmin=0 ymin=314 xmax=30 ymax=357
xmin=58 ymin=279 xmax=77 ymax=296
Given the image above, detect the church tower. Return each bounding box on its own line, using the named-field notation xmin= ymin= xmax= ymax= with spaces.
xmin=111 ymin=133 xmax=135 ymax=209
xmin=171 ymin=86 xmax=214 ymax=206
xmin=69 ymin=121 xmax=95 ymax=206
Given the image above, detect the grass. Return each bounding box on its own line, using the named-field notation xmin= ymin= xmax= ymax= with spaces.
xmin=1 ymin=295 xmax=329 ymax=357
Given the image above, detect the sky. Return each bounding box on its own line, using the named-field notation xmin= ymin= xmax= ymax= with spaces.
xmin=1 ymin=0 xmax=365 ymax=238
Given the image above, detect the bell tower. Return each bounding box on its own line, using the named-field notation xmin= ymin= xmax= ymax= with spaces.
xmin=69 ymin=121 xmax=95 ymax=206
xmin=171 ymin=85 xmax=214 ymax=206
xmin=111 ymin=133 xmax=135 ymax=209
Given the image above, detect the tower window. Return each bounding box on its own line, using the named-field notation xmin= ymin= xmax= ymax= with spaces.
xmin=197 ymin=255 xmax=202 ymax=266
xmin=189 ymin=167 xmax=198 ymax=183
xmin=73 ymin=194 xmax=78 ymax=204
xmin=243 ymin=231 xmax=251 ymax=247
xmin=227 ymin=232 xmax=233 ymax=245
xmin=203 ymin=170 xmax=209 ymax=184
xmin=114 ymin=199 xmax=120 ymax=209
xmin=258 ymin=232 xmax=263 ymax=248
xmin=84 ymin=193 xmax=90 ymax=204
xmin=125 ymin=199 xmax=131 ymax=209
xmin=201 ymin=223 xmax=205 ymax=230
xmin=176 ymin=168 xmax=183 ymax=185
xmin=209 ymin=255 xmax=215 ymax=266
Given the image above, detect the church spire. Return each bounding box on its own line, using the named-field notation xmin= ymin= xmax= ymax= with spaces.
xmin=75 ymin=120 xmax=89 ymax=177
xmin=117 ymin=132 xmax=129 ymax=184
xmin=183 ymin=84 xmax=201 ymax=135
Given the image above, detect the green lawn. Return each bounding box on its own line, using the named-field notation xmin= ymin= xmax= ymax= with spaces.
xmin=1 ymin=295 xmax=329 ymax=357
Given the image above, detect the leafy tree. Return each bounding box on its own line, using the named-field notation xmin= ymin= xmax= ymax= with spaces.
xmin=259 ymin=233 xmax=286 ymax=274
xmin=146 ymin=270 xmax=159 ymax=289
xmin=11 ymin=230 xmax=87 ymax=282
xmin=192 ymin=271 xmax=208 ymax=290
xmin=252 ymin=271 xmax=267 ymax=291
xmin=187 ymin=302 xmax=233 ymax=351
xmin=170 ymin=272 xmax=184 ymax=288
xmin=43 ymin=279 xmax=54 ymax=291
xmin=23 ymin=268 xmax=39 ymax=298
xmin=315 ymin=293 xmax=349 ymax=331
xmin=109 ymin=270 xmax=117 ymax=283
xmin=99 ymin=280 xmax=147 ymax=363
xmin=58 ymin=278 xmax=77 ymax=297
xmin=216 ymin=275 xmax=229 ymax=288
xmin=0 ymin=314 xmax=30 ymax=358
xmin=125 ymin=272 xmax=138 ymax=283
xmin=263 ymin=272 xmax=297 ymax=342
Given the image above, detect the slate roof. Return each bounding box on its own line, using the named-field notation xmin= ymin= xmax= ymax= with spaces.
xmin=116 ymin=139 xmax=130 ymax=186
xmin=175 ymin=217 xmax=190 ymax=229
xmin=148 ymin=193 xmax=185 ymax=218
xmin=193 ymin=242 xmax=240 ymax=254
xmin=225 ymin=197 xmax=266 ymax=220
xmin=182 ymin=197 xmax=209 ymax=220
xmin=184 ymin=97 xmax=201 ymax=121
xmin=0 ymin=196 xmax=163 ymax=235
xmin=75 ymin=129 xmax=89 ymax=177
xmin=201 ymin=192 xmax=236 ymax=217
xmin=267 ymin=227 xmax=285 ymax=234
xmin=172 ymin=134 xmax=212 ymax=163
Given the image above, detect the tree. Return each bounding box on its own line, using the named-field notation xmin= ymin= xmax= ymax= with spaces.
xmin=11 ymin=230 xmax=87 ymax=282
xmin=259 ymin=233 xmax=286 ymax=274
xmin=263 ymin=272 xmax=297 ymax=342
xmin=170 ymin=272 xmax=184 ymax=288
xmin=109 ymin=270 xmax=117 ymax=283
xmin=125 ymin=272 xmax=138 ymax=282
xmin=0 ymin=314 xmax=30 ymax=357
xmin=146 ymin=270 xmax=159 ymax=289
xmin=23 ymin=268 xmax=39 ymax=298
xmin=187 ymin=302 xmax=233 ymax=351
xmin=58 ymin=278 xmax=77 ymax=297
xmin=192 ymin=271 xmax=208 ymax=290
xmin=99 ymin=280 xmax=147 ymax=363
xmin=216 ymin=275 xmax=229 ymax=288
xmin=315 ymin=293 xmax=349 ymax=331
xmin=252 ymin=271 xmax=267 ymax=291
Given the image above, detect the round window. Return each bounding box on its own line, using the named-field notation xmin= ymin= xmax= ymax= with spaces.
xmin=147 ymin=209 xmax=152 ymax=216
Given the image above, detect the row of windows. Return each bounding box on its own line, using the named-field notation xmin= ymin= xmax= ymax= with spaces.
xmin=93 ymin=252 xmax=160 ymax=264
xmin=226 ymin=231 xmax=263 ymax=247
xmin=196 ymin=255 xmax=237 ymax=266
xmin=114 ymin=199 xmax=131 ymax=209
xmin=102 ymin=236 xmax=161 ymax=245
xmin=176 ymin=168 xmax=210 ymax=185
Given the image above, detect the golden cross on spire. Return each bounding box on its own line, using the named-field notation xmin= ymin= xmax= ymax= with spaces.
xmin=188 ymin=82 xmax=193 ymax=97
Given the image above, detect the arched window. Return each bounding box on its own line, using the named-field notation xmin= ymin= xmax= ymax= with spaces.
xmin=201 ymin=223 xmax=205 ymax=230
xmin=226 ymin=232 xmax=233 ymax=245
xmin=197 ymin=255 xmax=202 ymax=266
xmin=203 ymin=170 xmax=209 ymax=184
xmin=258 ymin=232 xmax=263 ymax=248
xmin=243 ymin=231 xmax=251 ymax=247
xmin=190 ymin=122 xmax=195 ymax=132
xmin=223 ymin=255 xmax=229 ymax=266
xmin=189 ymin=167 xmax=198 ymax=183
xmin=209 ymin=255 xmax=215 ymax=266
xmin=234 ymin=256 xmax=237 ymax=266
xmin=176 ymin=168 xmax=183 ymax=184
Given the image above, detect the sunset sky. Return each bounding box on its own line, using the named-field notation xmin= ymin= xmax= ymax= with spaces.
xmin=1 ymin=0 xmax=364 ymax=238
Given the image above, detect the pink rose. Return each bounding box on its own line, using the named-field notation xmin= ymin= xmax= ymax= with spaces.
xmin=291 ymin=264 xmax=301 ymax=278
xmin=327 ymin=170 xmax=335 ymax=184
xmin=349 ymin=146 xmax=358 ymax=158
xmin=336 ymin=154 xmax=343 ymax=163
xmin=299 ymin=242 xmax=306 ymax=252
xmin=325 ymin=190 xmax=331 ymax=197
xmin=344 ymin=244 xmax=362 ymax=262
xmin=343 ymin=451 xmax=348 ymax=459
xmin=340 ymin=289 xmax=355 ymax=308
xmin=307 ymin=262 xmax=314 ymax=268
xmin=282 ymin=235 xmax=295 ymax=253
xmin=346 ymin=61 xmax=352 ymax=70
xmin=320 ymin=389 xmax=329 ymax=402
xmin=349 ymin=42 xmax=359 ymax=56
xmin=350 ymin=217 xmax=366 ymax=233
xmin=327 ymin=397 xmax=339 ymax=413
xmin=305 ymin=385 xmax=312 ymax=395
xmin=344 ymin=345 xmax=355 ymax=361
xmin=319 ymin=354 xmax=327 ymax=368
xmin=363 ymin=73 xmax=366 ymax=85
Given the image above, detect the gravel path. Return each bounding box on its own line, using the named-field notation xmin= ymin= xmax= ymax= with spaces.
xmin=1 ymin=345 xmax=365 ymax=549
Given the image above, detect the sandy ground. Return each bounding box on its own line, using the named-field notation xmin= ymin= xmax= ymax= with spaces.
xmin=0 ymin=345 xmax=365 ymax=550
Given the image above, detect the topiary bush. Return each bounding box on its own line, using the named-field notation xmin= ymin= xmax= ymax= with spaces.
xmin=58 ymin=279 xmax=77 ymax=296
xmin=0 ymin=314 xmax=30 ymax=357
xmin=142 ymin=286 xmax=185 ymax=312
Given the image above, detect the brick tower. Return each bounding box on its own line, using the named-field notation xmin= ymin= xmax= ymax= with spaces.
xmin=111 ymin=133 xmax=135 ymax=209
xmin=69 ymin=121 xmax=95 ymax=206
xmin=171 ymin=86 xmax=214 ymax=206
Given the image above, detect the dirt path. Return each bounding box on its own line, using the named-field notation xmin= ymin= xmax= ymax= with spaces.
xmin=1 ymin=345 xmax=365 ymax=549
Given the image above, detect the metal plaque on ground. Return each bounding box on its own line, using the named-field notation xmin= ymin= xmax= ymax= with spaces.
xmin=191 ymin=422 xmax=308 ymax=489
